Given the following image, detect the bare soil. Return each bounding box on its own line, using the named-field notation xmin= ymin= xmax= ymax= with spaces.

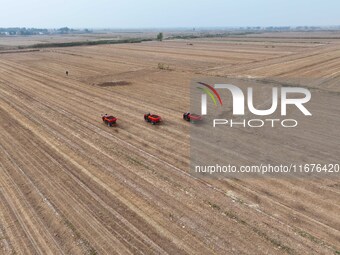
xmin=0 ymin=33 xmax=339 ymax=254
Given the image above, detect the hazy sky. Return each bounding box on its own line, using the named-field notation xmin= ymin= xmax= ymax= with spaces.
xmin=1 ymin=0 xmax=340 ymax=28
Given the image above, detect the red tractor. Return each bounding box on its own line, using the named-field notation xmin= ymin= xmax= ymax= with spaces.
xmin=102 ymin=114 xmax=117 ymax=127
xmin=144 ymin=113 xmax=161 ymax=125
xmin=183 ymin=112 xmax=202 ymax=123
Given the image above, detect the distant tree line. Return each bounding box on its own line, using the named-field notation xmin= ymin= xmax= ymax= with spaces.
xmin=0 ymin=27 xmax=93 ymax=36
xmin=0 ymin=27 xmax=48 ymax=35
xmin=235 ymin=26 xmax=336 ymax=31
xmin=26 ymin=38 xmax=153 ymax=49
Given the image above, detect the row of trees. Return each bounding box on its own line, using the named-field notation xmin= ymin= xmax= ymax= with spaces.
xmin=0 ymin=27 xmax=48 ymax=35
xmin=0 ymin=27 xmax=92 ymax=36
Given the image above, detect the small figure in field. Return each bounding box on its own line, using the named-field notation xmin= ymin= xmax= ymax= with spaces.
xmin=66 ymin=71 xmax=69 ymax=76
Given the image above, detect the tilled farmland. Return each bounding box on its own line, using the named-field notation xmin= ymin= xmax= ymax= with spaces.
xmin=0 ymin=35 xmax=339 ymax=254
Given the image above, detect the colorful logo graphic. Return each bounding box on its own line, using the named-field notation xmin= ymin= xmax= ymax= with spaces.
xmin=197 ymin=82 xmax=223 ymax=106
xmin=195 ymin=81 xmax=312 ymax=128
